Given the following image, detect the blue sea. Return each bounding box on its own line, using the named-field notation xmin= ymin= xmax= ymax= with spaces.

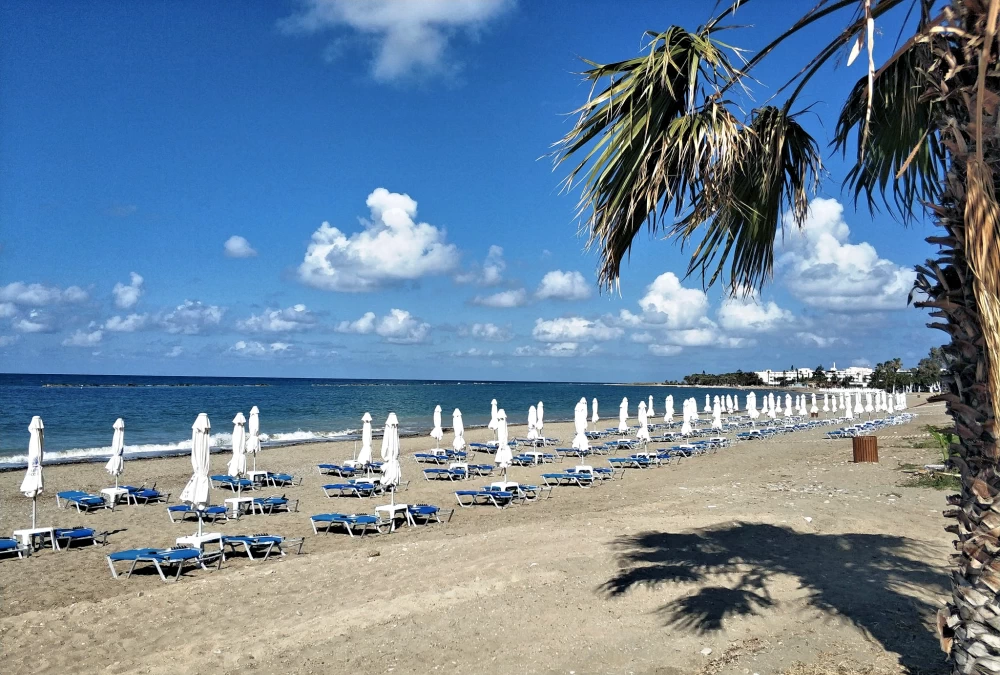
xmin=0 ymin=374 xmax=759 ymax=468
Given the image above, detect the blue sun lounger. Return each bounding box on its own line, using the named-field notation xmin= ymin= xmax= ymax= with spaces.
xmin=222 ymin=535 xmax=304 ymax=560
xmin=211 ymin=475 xmax=254 ymax=491
xmin=127 ymin=486 xmax=170 ymax=504
xmin=541 ymin=472 xmax=594 ymax=488
xmin=262 ymin=472 xmax=302 ymax=487
xmin=406 ymin=504 xmax=455 ymax=526
xmin=310 ymin=513 xmax=387 ymax=537
xmin=454 ymin=488 xmax=514 ymax=509
xmin=322 ymin=482 xmax=377 ymax=498
xmin=0 ymin=537 xmax=29 ymax=559
xmin=106 ymin=547 xmax=220 ymax=582
xmin=166 ymin=504 xmax=229 ymax=524
xmin=56 ymin=491 xmax=110 ymax=512
xmin=249 ymin=496 xmax=299 ymax=515
xmin=54 ymin=527 xmax=107 ymax=549
xmin=317 ymin=463 xmax=357 ymax=477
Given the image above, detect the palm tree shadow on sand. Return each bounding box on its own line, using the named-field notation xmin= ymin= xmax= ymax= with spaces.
xmin=599 ymin=522 xmax=948 ymax=672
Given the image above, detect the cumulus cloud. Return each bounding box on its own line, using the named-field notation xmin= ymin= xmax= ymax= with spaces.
xmin=659 ymin=328 xmax=752 ymax=349
xmin=777 ymin=198 xmax=915 ymax=311
xmin=0 ymin=303 xmax=15 ymax=318
xmin=453 ymin=347 xmax=496 ymax=357
xmin=104 ymin=314 xmax=148 ymax=332
xmin=535 ymin=270 xmax=592 ymax=301
xmin=636 ymin=272 xmax=709 ymax=328
xmin=63 ymin=329 xmax=103 ymax=347
xmin=461 ymin=322 xmax=512 ymax=342
xmin=224 ymin=235 xmax=257 ymax=258
xmin=112 ymin=272 xmax=144 ymax=309
xmin=514 ymin=342 xmax=599 ymax=358
xmin=239 ymin=304 xmax=316 ymax=333
xmin=0 ymin=282 xmax=88 ymax=306
xmin=471 ymin=288 xmax=528 ymax=308
xmin=336 ymin=308 xmax=430 ymax=344
xmin=160 ymin=301 xmax=224 ymax=335
xmin=532 ymin=317 xmax=623 ymax=343
xmin=375 ymin=308 xmax=430 ymax=344
xmin=298 ymin=188 xmax=459 ymax=292
xmin=336 ymin=312 xmax=377 ymax=334
xmin=717 ymin=292 xmax=795 ymax=333
xmin=165 ymin=346 xmax=183 ymax=358
xmin=280 ymin=0 xmax=514 ymax=82
xmin=455 ymin=245 xmax=505 ymax=286
xmin=13 ymin=310 xmax=53 ymax=333
xmin=230 ymin=340 xmax=293 ymax=357
xmin=0 ymin=335 xmax=18 ymax=347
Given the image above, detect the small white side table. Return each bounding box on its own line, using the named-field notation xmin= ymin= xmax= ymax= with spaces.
xmin=375 ymin=504 xmax=409 ymax=532
xmin=490 ymin=481 xmax=520 ymax=491
xmin=246 ymin=470 xmax=270 ymax=486
xmin=101 ymin=487 xmax=131 ymax=510
xmin=224 ymin=497 xmax=260 ymax=517
xmin=13 ymin=527 xmax=59 ymax=551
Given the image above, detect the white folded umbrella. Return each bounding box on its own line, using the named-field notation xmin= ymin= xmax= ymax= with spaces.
xmin=647 ymin=395 xmax=655 ymax=418
xmin=246 ymin=406 xmax=262 ymax=471
xmin=618 ymin=398 xmax=629 ymax=434
xmin=21 ymin=416 xmax=45 ymax=528
xmin=488 ymin=399 xmax=499 ymax=433
xmin=704 ymin=395 xmax=711 ymax=413
xmin=452 ymin=409 xmax=466 ymax=451
xmin=591 ymin=398 xmax=599 ymax=426
xmin=712 ymin=400 xmax=722 ymax=430
xmin=105 ymin=418 xmax=126 ymax=488
xmin=430 ymin=405 xmax=444 ymax=447
xmin=527 ymin=405 xmax=539 ymax=441
xmin=380 ymin=412 xmax=402 ymax=505
xmin=681 ymin=399 xmax=693 ymax=436
xmin=572 ymin=398 xmax=589 ymax=452
xmin=357 ymin=412 xmax=373 ymax=465
xmin=664 ymin=395 xmax=674 ymax=423
xmin=636 ymin=401 xmax=650 ymax=442
xmin=537 ymin=402 xmax=545 ymax=436
xmin=227 ymin=412 xmax=248 ymax=495
xmin=179 ymin=413 xmax=212 ymax=536
xmin=495 ymin=409 xmax=512 ymax=480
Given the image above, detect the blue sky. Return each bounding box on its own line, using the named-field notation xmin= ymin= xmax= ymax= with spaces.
xmin=0 ymin=0 xmax=941 ymax=381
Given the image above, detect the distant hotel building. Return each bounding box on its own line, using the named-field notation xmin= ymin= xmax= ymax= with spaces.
xmin=753 ymin=362 xmax=874 ymax=387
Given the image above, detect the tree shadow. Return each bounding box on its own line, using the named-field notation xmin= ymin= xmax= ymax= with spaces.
xmin=600 ymin=522 xmax=948 ymax=672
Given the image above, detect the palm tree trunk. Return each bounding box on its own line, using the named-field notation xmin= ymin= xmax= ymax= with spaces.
xmin=916 ymin=2 xmax=1000 ymax=671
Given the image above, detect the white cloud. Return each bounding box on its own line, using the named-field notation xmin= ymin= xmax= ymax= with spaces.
xmin=165 ymin=346 xmax=183 ymax=358
xmin=717 ymin=293 xmax=795 ymax=333
xmin=532 ymin=317 xmax=623 ymax=343
xmin=630 ymin=332 xmax=654 ymax=344
xmin=472 ymin=288 xmax=528 ymax=308
xmin=777 ymin=198 xmax=915 ymax=311
xmin=280 ymin=0 xmax=514 ymax=82
xmin=63 ymin=329 xmax=103 ymax=347
xmin=112 ymin=272 xmax=144 ymax=309
xmin=456 ymin=245 xmax=505 ymax=286
xmin=660 ymin=328 xmax=753 ymax=349
xmin=535 ymin=270 xmax=592 ymax=301
xmin=104 ymin=313 xmax=148 ymax=332
xmin=224 ymin=235 xmax=258 ymax=258
xmin=375 ymin=308 xmax=430 ymax=344
xmin=637 ymin=272 xmax=709 ymax=328
xmin=230 ymin=340 xmax=293 ymax=357
xmin=796 ymin=331 xmax=846 ymax=348
xmin=298 ymin=188 xmax=459 ymax=292
xmin=462 ymin=322 xmax=512 ymax=342
xmin=336 ymin=311 xmax=377 ymax=334
xmin=0 ymin=335 xmax=18 ymax=347
xmin=648 ymin=344 xmax=683 ymax=357
xmin=336 ymin=308 xmax=430 ymax=344
xmin=0 ymin=282 xmax=88 ymax=306
xmin=160 ymin=301 xmax=224 ymax=335
xmin=453 ymin=347 xmax=496 ymax=357
xmin=13 ymin=310 xmax=53 ymax=333
xmin=0 ymin=303 xmax=16 ymax=318
xmin=239 ymin=304 xmax=316 ymax=333
xmin=514 ymin=342 xmax=599 ymax=358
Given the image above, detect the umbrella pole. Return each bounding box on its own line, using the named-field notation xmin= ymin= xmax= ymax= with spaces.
xmin=31 ymin=496 xmax=36 ymax=529
xmin=198 ymin=513 xmax=203 ymax=537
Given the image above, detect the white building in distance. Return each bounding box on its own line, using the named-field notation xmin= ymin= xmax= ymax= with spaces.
xmin=754 ymin=362 xmax=874 ymax=386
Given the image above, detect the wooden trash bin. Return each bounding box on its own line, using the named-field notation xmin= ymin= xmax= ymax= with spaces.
xmin=852 ymin=436 xmax=878 ymax=463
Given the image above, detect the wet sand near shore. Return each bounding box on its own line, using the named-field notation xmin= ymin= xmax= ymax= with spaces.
xmin=0 ymin=395 xmax=952 ymax=674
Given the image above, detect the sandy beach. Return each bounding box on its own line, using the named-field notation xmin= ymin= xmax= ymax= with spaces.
xmin=0 ymin=395 xmax=952 ymax=674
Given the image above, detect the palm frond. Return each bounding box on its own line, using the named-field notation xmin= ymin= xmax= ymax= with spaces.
xmin=552 ymin=27 xmax=744 ymax=289
xmin=833 ymin=40 xmax=945 ymax=220
xmin=678 ymin=107 xmax=823 ymax=292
